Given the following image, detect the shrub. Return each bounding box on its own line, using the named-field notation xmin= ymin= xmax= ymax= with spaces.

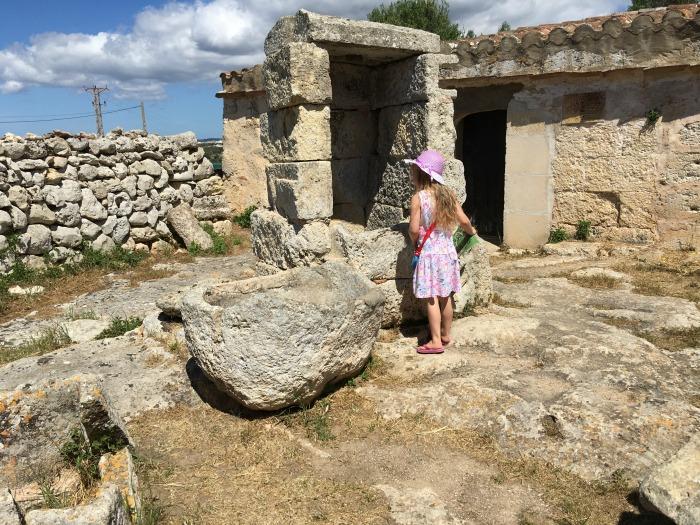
xmin=233 ymin=206 xmax=256 ymax=229
xmin=575 ymin=220 xmax=592 ymax=241
xmin=645 ymin=108 xmax=661 ymax=126
xmin=60 ymin=427 xmax=126 ymax=487
xmin=548 ymin=227 xmax=568 ymax=243
xmin=96 ymin=317 xmax=143 ymax=339
xmin=200 ymin=223 xmax=228 ymax=255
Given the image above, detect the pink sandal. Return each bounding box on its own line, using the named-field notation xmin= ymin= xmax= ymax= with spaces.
xmin=417 ymin=344 xmax=444 ymax=355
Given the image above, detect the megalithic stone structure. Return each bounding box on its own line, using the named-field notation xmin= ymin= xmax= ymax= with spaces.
xmin=251 ymin=10 xmax=491 ymax=327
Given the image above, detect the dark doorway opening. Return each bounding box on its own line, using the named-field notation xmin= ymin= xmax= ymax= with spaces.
xmin=457 ymin=110 xmax=507 ymax=242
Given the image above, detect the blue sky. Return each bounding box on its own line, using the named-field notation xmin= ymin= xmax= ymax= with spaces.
xmin=0 ymin=0 xmax=627 ymax=139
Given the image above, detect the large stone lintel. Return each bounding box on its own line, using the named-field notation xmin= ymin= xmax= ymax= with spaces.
xmin=265 ymin=10 xmax=441 ymax=60
xmin=372 ymin=53 xmax=458 ymax=109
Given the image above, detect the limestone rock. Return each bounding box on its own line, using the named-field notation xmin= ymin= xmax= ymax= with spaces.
xmin=8 ymin=285 xmax=44 ymax=296
xmin=260 ymin=105 xmax=331 ymax=162
xmin=80 ymin=188 xmax=108 ymax=221
xmin=570 ymin=267 xmax=631 ymax=282
xmin=267 ymin=161 xmax=333 ymax=222
xmin=92 ymin=234 xmax=116 ymax=253
xmin=263 ymin=42 xmax=332 ymax=110
xmin=25 ymin=484 xmax=130 ymax=525
xmin=251 ymin=209 xmax=331 ymax=269
xmin=63 ymin=319 xmax=110 ymax=343
xmin=0 ymin=210 xmax=11 ymax=234
xmin=191 ymin=195 xmax=231 ymax=221
xmin=52 ymin=226 xmax=82 ymax=248
xmin=0 ymin=488 xmax=21 ymax=525
xmin=17 ymin=224 xmax=52 ymax=255
xmin=181 ymin=261 xmax=385 ymax=410
xmin=453 ymin=242 xmax=494 ymax=313
xmin=640 ymin=435 xmax=700 ymax=525
xmin=28 ymin=204 xmax=56 ymax=225
xmin=167 ymin=203 xmax=213 ymax=250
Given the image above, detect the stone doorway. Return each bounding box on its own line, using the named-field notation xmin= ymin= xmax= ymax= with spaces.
xmin=457 ymin=110 xmax=507 ymax=242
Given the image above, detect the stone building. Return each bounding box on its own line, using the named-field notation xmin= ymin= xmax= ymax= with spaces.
xmin=219 ymin=5 xmax=700 ymax=249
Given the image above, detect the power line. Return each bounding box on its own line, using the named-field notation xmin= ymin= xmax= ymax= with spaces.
xmin=0 ymin=110 xmax=99 ymax=119
xmin=0 ymin=105 xmax=140 ymax=124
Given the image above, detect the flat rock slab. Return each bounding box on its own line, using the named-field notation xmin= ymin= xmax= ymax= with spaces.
xmin=361 ymin=276 xmax=700 ymax=482
xmin=0 ymin=254 xmax=258 ymax=348
xmin=63 ymin=319 xmax=110 ymax=343
xmin=0 ymin=335 xmax=195 ymax=423
xmin=640 ymin=434 xmax=700 ymax=525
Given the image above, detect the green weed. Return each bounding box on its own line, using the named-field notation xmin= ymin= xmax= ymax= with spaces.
xmin=548 ymin=227 xmax=569 ymax=243
xmin=0 ymin=325 xmax=71 ymax=366
xmin=232 ymin=206 xmax=256 ymax=229
xmin=200 ymin=223 xmax=228 ymax=255
xmin=60 ymin=427 xmax=127 ymax=487
xmin=96 ymin=317 xmax=143 ymax=340
xmin=575 ymin=220 xmax=592 ymax=241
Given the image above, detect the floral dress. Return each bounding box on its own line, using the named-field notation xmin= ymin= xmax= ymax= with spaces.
xmin=413 ymin=190 xmax=461 ymax=299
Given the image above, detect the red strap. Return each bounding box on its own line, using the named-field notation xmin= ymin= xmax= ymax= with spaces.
xmin=415 ymin=222 xmax=436 ymax=256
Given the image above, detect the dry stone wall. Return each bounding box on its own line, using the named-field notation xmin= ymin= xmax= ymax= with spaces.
xmin=0 ymin=129 xmax=230 ymax=272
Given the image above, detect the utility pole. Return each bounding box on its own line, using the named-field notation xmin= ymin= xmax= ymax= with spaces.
xmin=83 ymin=86 xmax=108 ymax=136
xmin=140 ymin=101 xmax=148 ymax=133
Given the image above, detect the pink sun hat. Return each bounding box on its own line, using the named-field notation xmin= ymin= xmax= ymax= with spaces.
xmin=404 ymin=149 xmax=445 ymax=185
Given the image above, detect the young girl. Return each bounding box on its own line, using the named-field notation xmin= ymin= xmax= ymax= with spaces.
xmin=406 ymin=150 xmax=477 ymax=355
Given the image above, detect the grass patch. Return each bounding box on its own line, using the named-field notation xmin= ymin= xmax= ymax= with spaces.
xmin=280 ymin=398 xmax=336 ymax=442
xmin=65 ymin=307 xmax=99 ymax=321
xmin=232 ymin=206 xmax=256 ymax=229
xmin=96 ymin=317 xmax=143 ymax=340
xmin=200 ymin=223 xmax=228 ymax=255
xmin=60 ymin=427 xmax=128 ymax=487
xmin=570 ymin=274 xmax=621 ymax=289
xmin=638 ymin=327 xmax=700 ymax=352
xmin=614 ymin=252 xmax=700 ymax=304
xmin=0 ymin=324 xmax=71 ymax=366
xmin=492 ymin=293 xmax=528 ymax=308
xmin=0 ymin=245 xmax=148 ymax=321
xmin=39 ymin=480 xmax=70 ymax=509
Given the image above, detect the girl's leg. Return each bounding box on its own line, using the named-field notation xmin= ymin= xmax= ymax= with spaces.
xmin=425 ymin=297 xmax=443 ymax=348
xmin=438 ymin=295 xmax=454 ymax=345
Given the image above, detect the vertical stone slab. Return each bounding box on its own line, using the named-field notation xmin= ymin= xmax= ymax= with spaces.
xmin=503 ymin=96 xmax=554 ymax=249
xmin=221 ymin=94 xmax=270 ymax=212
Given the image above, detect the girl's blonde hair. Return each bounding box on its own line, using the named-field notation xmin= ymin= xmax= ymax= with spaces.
xmin=412 ymin=166 xmax=458 ymax=230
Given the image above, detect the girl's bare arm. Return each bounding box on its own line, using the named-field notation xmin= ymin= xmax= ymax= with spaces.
xmin=455 ymin=203 xmax=477 ymax=236
xmin=409 ymin=194 xmax=421 ymax=244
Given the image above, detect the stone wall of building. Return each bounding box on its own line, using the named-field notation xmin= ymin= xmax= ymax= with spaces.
xmin=503 ymin=67 xmax=700 ymax=247
xmin=0 ymin=129 xmax=230 ymax=271
xmin=218 ymin=66 xmax=270 ymax=214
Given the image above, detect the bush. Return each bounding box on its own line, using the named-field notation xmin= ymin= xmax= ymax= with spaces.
xmin=233 ymin=206 xmax=256 ymax=229
xmin=548 ymin=227 xmax=569 ymax=243
xmin=575 ymin=220 xmax=592 ymax=241
xmin=200 ymin=223 xmax=228 ymax=255
xmin=60 ymin=427 xmax=126 ymax=487
xmin=96 ymin=317 xmax=143 ymax=339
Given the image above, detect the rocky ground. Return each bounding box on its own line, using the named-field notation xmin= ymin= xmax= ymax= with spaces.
xmin=0 ymin=242 xmax=698 ymax=524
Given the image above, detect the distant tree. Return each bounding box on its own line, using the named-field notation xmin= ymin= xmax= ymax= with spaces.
xmin=368 ymin=0 xmax=462 ymax=40
xmin=498 ymin=21 xmax=511 ymax=32
xmin=628 ymin=0 xmax=677 ymax=9
xmin=465 ymin=29 xmax=476 ymax=38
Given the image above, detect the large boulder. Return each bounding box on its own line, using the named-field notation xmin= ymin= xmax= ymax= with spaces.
xmin=181 ymin=261 xmax=385 ymax=410
xmin=640 ymin=434 xmax=700 ymax=525
xmin=166 ymin=203 xmax=213 ymax=251
xmin=334 ymin=223 xmax=492 ymax=326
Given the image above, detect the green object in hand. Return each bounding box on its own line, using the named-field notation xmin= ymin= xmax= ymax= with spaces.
xmin=453 ymin=229 xmax=480 ymax=255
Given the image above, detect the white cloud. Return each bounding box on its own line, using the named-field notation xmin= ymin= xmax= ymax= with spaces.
xmin=0 ymin=0 xmax=626 ymax=99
